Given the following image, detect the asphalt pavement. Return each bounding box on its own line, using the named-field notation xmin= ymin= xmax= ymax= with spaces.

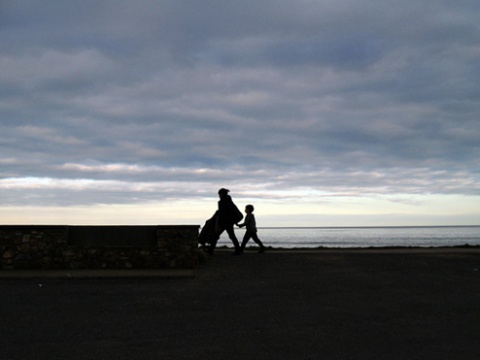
xmin=1 ymin=249 xmax=480 ymax=360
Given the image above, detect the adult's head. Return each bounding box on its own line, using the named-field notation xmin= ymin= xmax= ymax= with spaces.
xmin=218 ymin=188 xmax=230 ymax=198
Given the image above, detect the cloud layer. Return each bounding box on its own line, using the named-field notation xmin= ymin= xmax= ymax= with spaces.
xmin=1 ymin=0 xmax=479 ymax=224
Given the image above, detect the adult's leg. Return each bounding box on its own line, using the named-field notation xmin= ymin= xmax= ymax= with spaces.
xmin=225 ymin=225 xmax=241 ymax=253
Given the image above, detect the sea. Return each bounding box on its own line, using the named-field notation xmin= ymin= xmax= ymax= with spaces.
xmin=229 ymin=226 xmax=480 ymax=249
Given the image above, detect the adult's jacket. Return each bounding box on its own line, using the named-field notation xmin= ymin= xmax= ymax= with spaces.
xmin=217 ymin=195 xmax=243 ymax=227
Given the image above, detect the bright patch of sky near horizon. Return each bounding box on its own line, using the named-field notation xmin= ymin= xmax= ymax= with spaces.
xmin=0 ymin=0 xmax=479 ymax=226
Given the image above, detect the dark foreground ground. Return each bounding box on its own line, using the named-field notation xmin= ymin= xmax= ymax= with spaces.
xmin=1 ymin=248 xmax=480 ymax=360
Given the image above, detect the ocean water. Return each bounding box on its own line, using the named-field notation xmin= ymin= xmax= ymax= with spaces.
xmin=229 ymin=226 xmax=480 ymax=249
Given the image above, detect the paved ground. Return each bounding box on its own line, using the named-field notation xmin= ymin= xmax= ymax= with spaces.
xmin=1 ymin=248 xmax=480 ymax=359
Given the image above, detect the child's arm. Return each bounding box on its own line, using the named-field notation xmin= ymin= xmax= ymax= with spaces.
xmin=237 ymin=213 xmax=248 ymax=227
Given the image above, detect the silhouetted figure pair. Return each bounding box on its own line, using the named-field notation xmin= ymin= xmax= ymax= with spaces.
xmin=198 ymin=189 xmax=266 ymax=255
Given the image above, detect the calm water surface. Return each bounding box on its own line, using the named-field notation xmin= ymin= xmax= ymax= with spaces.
xmin=231 ymin=226 xmax=480 ymax=248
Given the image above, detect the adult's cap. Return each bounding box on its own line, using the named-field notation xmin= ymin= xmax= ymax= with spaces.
xmin=218 ymin=188 xmax=230 ymax=195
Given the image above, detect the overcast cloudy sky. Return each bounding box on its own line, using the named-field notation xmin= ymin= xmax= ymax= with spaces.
xmin=1 ymin=0 xmax=479 ymax=226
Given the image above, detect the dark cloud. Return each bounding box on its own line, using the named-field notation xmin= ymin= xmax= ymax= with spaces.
xmin=0 ymin=0 xmax=479 ymax=218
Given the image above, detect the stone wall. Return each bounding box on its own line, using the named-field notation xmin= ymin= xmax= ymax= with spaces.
xmin=0 ymin=225 xmax=199 ymax=270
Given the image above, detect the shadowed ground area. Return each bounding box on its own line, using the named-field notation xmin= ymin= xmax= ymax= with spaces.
xmin=1 ymin=249 xmax=480 ymax=359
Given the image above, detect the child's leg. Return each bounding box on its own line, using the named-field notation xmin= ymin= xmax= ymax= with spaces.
xmin=240 ymin=232 xmax=252 ymax=251
xmin=251 ymin=232 xmax=263 ymax=246
xmin=252 ymin=232 xmax=266 ymax=252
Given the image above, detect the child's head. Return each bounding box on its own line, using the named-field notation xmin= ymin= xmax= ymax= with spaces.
xmin=245 ymin=204 xmax=254 ymax=213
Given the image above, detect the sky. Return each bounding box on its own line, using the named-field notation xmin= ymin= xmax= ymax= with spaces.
xmin=1 ymin=0 xmax=479 ymax=227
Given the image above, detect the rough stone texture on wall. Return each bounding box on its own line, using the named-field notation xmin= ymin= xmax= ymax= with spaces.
xmin=157 ymin=226 xmax=200 ymax=269
xmin=0 ymin=225 xmax=199 ymax=270
xmin=0 ymin=226 xmax=68 ymax=270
